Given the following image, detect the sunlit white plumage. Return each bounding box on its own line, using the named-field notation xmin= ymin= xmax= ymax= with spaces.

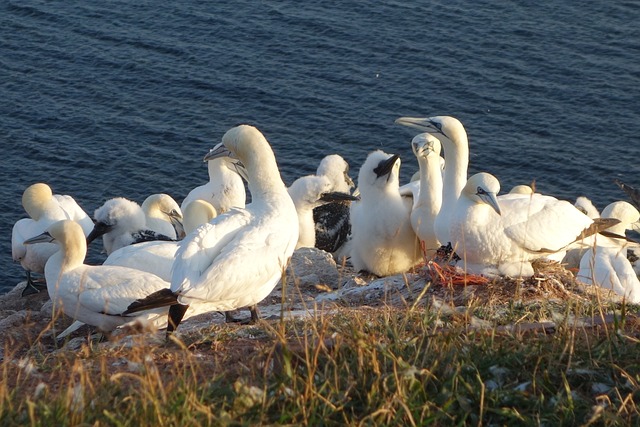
xmin=24 ymin=220 xmax=171 ymax=332
xmin=574 ymin=196 xmax=600 ymax=219
xmin=408 ymin=133 xmax=443 ymax=259
xmin=349 ymin=150 xmax=421 ymax=276
xmin=141 ymin=194 xmax=183 ymax=240
xmin=395 ymin=116 xmax=469 ymax=245
xmin=315 ymin=154 xmax=354 ymax=193
xmin=12 ymin=183 xmax=93 ymax=291
xmin=509 ymin=185 xmax=534 ymax=195
xmin=103 ymin=199 xmax=217 ymax=281
xmin=181 ymin=150 xmax=246 ymax=213
xmin=577 ymin=201 xmax=640 ymax=303
xmin=451 ymin=172 xmax=608 ymax=278
xmin=125 ymin=124 xmax=299 ymax=335
xmin=87 ymin=197 xmax=176 ymax=255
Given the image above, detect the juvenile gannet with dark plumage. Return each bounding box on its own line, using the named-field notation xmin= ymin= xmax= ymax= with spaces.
xmin=408 ymin=133 xmax=443 ymax=259
xmin=12 ymin=183 xmax=94 ymax=295
xmin=451 ymin=173 xmax=619 ymax=278
xmin=313 ymin=154 xmax=356 ymax=254
xmin=288 ymin=174 xmax=358 ymax=249
xmin=24 ymin=220 xmax=171 ymax=333
xmin=349 ymin=150 xmax=421 ymax=276
xmin=577 ymin=201 xmax=640 ymax=303
xmin=141 ymin=194 xmax=183 ymax=240
xmin=124 ymin=124 xmax=299 ymax=336
xmin=181 ymin=149 xmax=247 ymax=213
xmin=86 ymin=197 xmax=176 ymax=255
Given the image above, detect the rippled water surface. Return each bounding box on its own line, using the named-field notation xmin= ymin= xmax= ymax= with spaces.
xmin=1 ymin=0 xmax=639 ymax=293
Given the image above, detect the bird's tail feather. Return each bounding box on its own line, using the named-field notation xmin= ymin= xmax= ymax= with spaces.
xmin=124 ymin=288 xmax=178 ymax=314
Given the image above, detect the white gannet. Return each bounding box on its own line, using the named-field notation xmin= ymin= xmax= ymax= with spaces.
xmin=103 ymin=199 xmax=217 ymax=281
xmin=615 ymin=179 xmax=640 ymax=210
xmin=577 ymin=201 xmax=640 ymax=303
xmin=349 ymin=150 xmax=421 ymax=276
xmin=395 ymin=116 xmax=469 ymax=246
xmin=141 ymin=194 xmax=183 ymax=240
xmin=451 ymin=172 xmax=617 ymax=278
xmin=288 ymin=174 xmax=358 ymax=249
xmin=23 ymin=220 xmax=171 ymax=333
xmin=86 ymin=197 xmax=176 ymax=256
xmin=124 ymin=124 xmax=299 ymax=336
xmin=313 ymin=154 xmax=356 ymax=254
xmin=57 ymin=200 xmax=219 ymax=339
xmin=509 ymin=185 xmax=534 ymax=195
xmin=408 ymin=133 xmax=443 ymax=260
xmin=181 ymin=149 xmax=247 ymax=214
xmin=574 ymin=196 xmax=600 ymax=219
xmin=12 ymin=183 xmax=94 ymax=295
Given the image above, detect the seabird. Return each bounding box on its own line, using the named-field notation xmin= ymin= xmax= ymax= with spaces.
xmin=450 ymin=172 xmax=618 ymax=278
xmin=288 ymin=174 xmax=358 ymax=249
xmin=141 ymin=193 xmax=183 ymax=240
xmin=12 ymin=183 xmax=94 ymax=295
xmin=23 ymin=220 xmax=171 ymax=333
xmin=86 ymin=197 xmax=176 ymax=256
xmin=349 ymin=150 xmax=421 ymax=276
xmin=574 ymin=196 xmax=600 ymax=219
xmin=124 ymin=124 xmax=299 ymax=337
xmin=181 ymin=149 xmax=247 ymax=213
xmin=408 ymin=133 xmax=443 ymax=260
xmin=577 ymin=201 xmax=640 ymax=303
xmin=395 ymin=116 xmax=469 ymax=246
xmin=103 ymin=199 xmax=217 ymax=281
xmin=509 ymin=185 xmax=534 ymax=195
xmin=313 ymin=154 xmax=356 ymax=254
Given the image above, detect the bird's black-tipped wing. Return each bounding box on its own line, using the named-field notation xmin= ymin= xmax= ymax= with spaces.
xmin=132 ymin=230 xmax=176 ymax=244
xmin=124 ymin=288 xmax=178 ymax=314
xmin=614 ymin=179 xmax=640 ymax=210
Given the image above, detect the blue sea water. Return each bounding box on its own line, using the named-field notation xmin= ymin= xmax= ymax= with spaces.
xmin=1 ymin=0 xmax=639 ymax=293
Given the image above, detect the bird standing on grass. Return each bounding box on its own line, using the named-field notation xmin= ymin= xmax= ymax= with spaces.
xmin=24 ymin=220 xmax=171 ymax=333
xmin=124 ymin=124 xmax=299 ymax=337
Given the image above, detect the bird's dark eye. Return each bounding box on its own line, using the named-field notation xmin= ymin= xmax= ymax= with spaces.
xmin=477 ymin=187 xmax=486 ymax=195
xmin=434 ymin=121 xmax=443 ymax=131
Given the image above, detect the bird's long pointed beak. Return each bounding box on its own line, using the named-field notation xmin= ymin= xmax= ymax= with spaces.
xmin=345 ymin=174 xmax=355 ymax=188
xmin=232 ymin=161 xmax=249 ymax=182
xmin=374 ymin=154 xmax=400 ymax=178
xmin=319 ymin=191 xmax=360 ymax=203
xmin=203 ymin=142 xmax=234 ymax=161
xmin=86 ymin=221 xmax=113 ymax=244
xmin=480 ymin=192 xmax=502 ymax=216
xmin=23 ymin=231 xmax=55 ymax=245
xmin=631 ymin=221 xmax=640 ymax=233
xmin=395 ymin=117 xmax=438 ymax=133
